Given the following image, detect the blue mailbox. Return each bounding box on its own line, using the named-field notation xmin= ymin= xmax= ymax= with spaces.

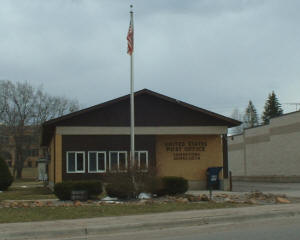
xmin=206 ymin=167 xmax=223 ymax=190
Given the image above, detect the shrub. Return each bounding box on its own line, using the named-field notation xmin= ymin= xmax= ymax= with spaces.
xmin=105 ymin=178 xmax=135 ymax=199
xmin=0 ymin=156 xmax=13 ymax=191
xmin=160 ymin=176 xmax=188 ymax=196
xmin=138 ymin=175 xmax=164 ymax=196
xmin=53 ymin=182 xmax=72 ymax=200
xmin=54 ymin=180 xmax=103 ymax=200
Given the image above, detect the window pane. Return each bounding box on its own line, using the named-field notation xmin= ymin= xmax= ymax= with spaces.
xmin=89 ymin=152 xmax=97 ymax=172
xmin=140 ymin=152 xmax=147 ymax=170
xmin=119 ymin=153 xmax=126 ymax=171
xmin=110 ymin=152 xmax=118 ymax=171
xmin=68 ymin=152 xmax=75 ymax=172
xmin=134 ymin=152 xmax=138 ymax=161
xmin=98 ymin=153 xmax=105 ymax=171
xmin=77 ymin=153 xmax=84 ymax=171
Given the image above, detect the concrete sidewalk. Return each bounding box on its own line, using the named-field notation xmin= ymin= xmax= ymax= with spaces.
xmin=233 ymin=182 xmax=300 ymax=198
xmin=1 ymin=203 xmax=300 ymax=240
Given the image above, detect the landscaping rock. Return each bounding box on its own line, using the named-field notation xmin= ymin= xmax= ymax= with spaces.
xmin=176 ymin=197 xmax=189 ymax=203
xmin=35 ymin=201 xmax=44 ymax=207
xmin=74 ymin=200 xmax=82 ymax=206
xmin=135 ymin=200 xmax=147 ymax=205
xmin=10 ymin=202 xmax=18 ymax=208
xmin=248 ymin=198 xmax=257 ymax=204
xmin=22 ymin=203 xmax=29 ymax=208
xmin=200 ymin=194 xmax=209 ymax=201
xmin=276 ymin=197 xmax=290 ymax=204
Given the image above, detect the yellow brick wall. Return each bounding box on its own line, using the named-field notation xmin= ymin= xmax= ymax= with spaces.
xmin=55 ymin=134 xmax=62 ymax=183
xmin=48 ymin=137 xmax=55 ymax=182
xmin=156 ymin=135 xmax=223 ymax=181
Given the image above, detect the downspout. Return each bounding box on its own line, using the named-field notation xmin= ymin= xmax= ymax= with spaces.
xmin=243 ymin=131 xmax=247 ymax=176
xmin=222 ymin=134 xmax=228 ymax=178
xmin=54 ymin=132 xmax=56 ymax=184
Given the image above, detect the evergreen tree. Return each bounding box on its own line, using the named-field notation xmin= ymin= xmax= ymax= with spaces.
xmin=0 ymin=156 xmax=13 ymax=191
xmin=244 ymin=100 xmax=259 ymax=128
xmin=262 ymin=91 xmax=283 ymax=124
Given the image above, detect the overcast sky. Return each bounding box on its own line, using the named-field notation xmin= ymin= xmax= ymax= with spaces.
xmin=1 ymin=0 xmax=300 ymax=119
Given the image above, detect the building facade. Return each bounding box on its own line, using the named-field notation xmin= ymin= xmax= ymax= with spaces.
xmin=41 ymin=89 xmax=240 ymax=189
xmin=228 ymin=111 xmax=300 ymax=182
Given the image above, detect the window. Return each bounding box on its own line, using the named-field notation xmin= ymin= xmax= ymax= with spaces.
xmin=88 ymin=151 xmax=106 ymax=173
xmin=109 ymin=151 xmax=127 ymax=172
xmin=135 ymin=151 xmax=148 ymax=171
xmin=67 ymin=152 xmax=85 ymax=173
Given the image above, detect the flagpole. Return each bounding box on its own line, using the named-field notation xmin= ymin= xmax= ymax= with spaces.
xmin=129 ymin=5 xmax=135 ymax=169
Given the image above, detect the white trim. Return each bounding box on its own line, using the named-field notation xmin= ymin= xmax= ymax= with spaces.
xmin=56 ymin=126 xmax=227 ymax=135
xmin=88 ymin=151 xmax=106 ymax=173
xmin=66 ymin=151 xmax=85 ymax=173
xmin=109 ymin=151 xmax=128 ymax=172
xmin=135 ymin=150 xmax=148 ymax=172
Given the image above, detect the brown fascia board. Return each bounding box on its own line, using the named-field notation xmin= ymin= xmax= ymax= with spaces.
xmin=41 ymin=89 xmax=241 ymax=146
xmin=43 ymin=88 xmax=241 ymax=127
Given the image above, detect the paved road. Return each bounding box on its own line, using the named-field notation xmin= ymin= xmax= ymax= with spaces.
xmin=57 ymin=216 xmax=300 ymax=240
xmin=233 ymin=181 xmax=300 ymax=197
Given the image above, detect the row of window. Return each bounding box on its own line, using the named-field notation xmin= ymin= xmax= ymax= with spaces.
xmin=66 ymin=151 xmax=148 ymax=173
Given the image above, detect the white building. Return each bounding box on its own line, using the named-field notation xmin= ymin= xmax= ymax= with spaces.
xmin=228 ymin=111 xmax=300 ymax=182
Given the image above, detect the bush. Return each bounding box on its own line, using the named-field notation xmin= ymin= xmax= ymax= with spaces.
xmin=160 ymin=176 xmax=188 ymax=196
xmin=54 ymin=180 xmax=103 ymax=200
xmin=104 ymin=175 xmax=188 ymax=198
xmin=105 ymin=178 xmax=135 ymax=199
xmin=53 ymin=182 xmax=72 ymax=200
xmin=0 ymin=156 xmax=13 ymax=191
xmin=138 ymin=175 xmax=164 ymax=196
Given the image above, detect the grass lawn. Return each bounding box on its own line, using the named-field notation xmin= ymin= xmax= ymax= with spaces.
xmin=0 ymin=181 xmax=56 ymax=201
xmin=0 ymin=202 xmax=247 ymax=223
xmin=9 ymin=167 xmax=38 ymax=180
xmin=0 ymin=180 xmax=249 ymax=224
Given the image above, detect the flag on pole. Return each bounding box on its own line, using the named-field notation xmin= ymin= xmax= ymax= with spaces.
xmin=127 ymin=17 xmax=134 ymax=55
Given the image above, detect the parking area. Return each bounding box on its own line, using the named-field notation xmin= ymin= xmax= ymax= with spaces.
xmin=232 ymin=181 xmax=300 ymax=198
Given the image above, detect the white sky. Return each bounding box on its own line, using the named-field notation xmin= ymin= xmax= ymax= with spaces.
xmin=0 ymin=0 xmax=300 ymax=119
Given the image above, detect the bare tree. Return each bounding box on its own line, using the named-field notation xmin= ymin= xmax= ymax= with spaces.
xmin=0 ymin=80 xmax=79 ymax=179
xmin=229 ymin=108 xmax=244 ymax=135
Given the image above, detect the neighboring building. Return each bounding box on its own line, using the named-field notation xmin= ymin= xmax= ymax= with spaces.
xmin=41 ymin=89 xmax=240 ymax=189
xmin=228 ymin=110 xmax=300 ymax=182
xmin=0 ymin=127 xmax=41 ymax=168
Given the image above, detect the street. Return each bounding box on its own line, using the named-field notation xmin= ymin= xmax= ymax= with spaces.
xmin=56 ymin=215 xmax=300 ymax=240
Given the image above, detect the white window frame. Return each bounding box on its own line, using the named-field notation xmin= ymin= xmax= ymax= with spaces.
xmin=109 ymin=151 xmax=128 ymax=172
xmin=135 ymin=151 xmax=149 ymax=172
xmin=66 ymin=151 xmax=85 ymax=173
xmin=88 ymin=151 xmax=106 ymax=173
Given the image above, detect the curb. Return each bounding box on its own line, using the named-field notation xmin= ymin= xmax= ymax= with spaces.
xmin=2 ymin=205 xmax=300 ymax=240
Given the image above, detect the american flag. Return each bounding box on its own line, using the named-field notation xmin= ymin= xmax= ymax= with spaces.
xmin=127 ymin=18 xmax=134 ymax=55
